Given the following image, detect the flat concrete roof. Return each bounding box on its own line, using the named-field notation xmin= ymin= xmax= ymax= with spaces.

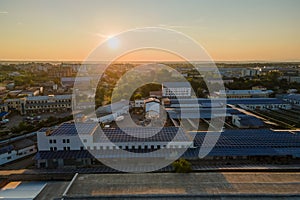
xmin=63 ymin=172 xmax=300 ymax=199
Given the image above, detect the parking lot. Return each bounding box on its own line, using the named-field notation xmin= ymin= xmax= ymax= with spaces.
xmin=3 ymin=111 xmax=72 ymax=129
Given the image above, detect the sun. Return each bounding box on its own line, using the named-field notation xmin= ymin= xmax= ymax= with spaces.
xmin=106 ymin=35 xmax=120 ymax=49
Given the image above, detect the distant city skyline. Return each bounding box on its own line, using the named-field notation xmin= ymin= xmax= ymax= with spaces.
xmin=0 ymin=0 xmax=299 ymax=62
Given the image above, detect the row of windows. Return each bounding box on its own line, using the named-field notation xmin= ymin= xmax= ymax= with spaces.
xmin=247 ymin=104 xmax=288 ymax=109
xmin=48 ymin=144 xmax=188 ymax=151
xmin=27 ymin=99 xmax=71 ymax=104
xmin=50 ymin=146 xmax=70 ymax=151
xmin=27 ymin=104 xmax=70 ymax=109
xmin=6 ymin=148 xmax=35 ymax=160
xmin=80 ymin=144 xmax=186 ymax=151
xmin=49 ymin=139 xmax=70 ymax=144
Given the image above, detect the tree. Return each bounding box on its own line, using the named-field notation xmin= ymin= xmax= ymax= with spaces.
xmin=172 ymin=158 xmax=192 ymax=173
xmin=133 ymin=93 xmax=142 ymax=100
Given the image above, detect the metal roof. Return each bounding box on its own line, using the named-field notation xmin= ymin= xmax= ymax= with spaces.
xmin=284 ymin=94 xmax=300 ymax=101
xmin=217 ymin=90 xmax=273 ymax=95
xmin=167 ymin=98 xmax=288 ymax=108
xmin=162 ymin=82 xmax=191 ymax=88
xmin=237 ymin=115 xmax=264 ymax=127
xmin=26 ymin=95 xmax=72 ymax=101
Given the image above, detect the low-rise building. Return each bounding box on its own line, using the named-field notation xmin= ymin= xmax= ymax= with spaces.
xmin=232 ymin=115 xmax=264 ymax=129
xmin=165 ymin=98 xmax=291 ymax=111
xmin=35 ymin=122 xmax=192 ymax=168
xmin=215 ymin=89 xmax=273 ymax=98
xmin=162 ymin=82 xmax=192 ymax=98
xmin=0 ymin=137 xmax=36 ymax=166
xmin=283 ymin=94 xmax=300 ymax=105
xmin=4 ymin=95 xmax=72 ymax=115
xmin=144 ymin=98 xmax=160 ymax=119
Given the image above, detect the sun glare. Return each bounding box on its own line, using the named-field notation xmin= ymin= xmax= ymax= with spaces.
xmin=107 ymin=35 xmax=119 ymax=49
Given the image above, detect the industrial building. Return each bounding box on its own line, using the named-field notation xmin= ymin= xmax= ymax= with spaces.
xmin=165 ymin=98 xmax=291 ymax=111
xmin=0 ymin=134 xmax=37 ymax=166
xmin=35 ymin=122 xmax=192 ymax=168
xmin=215 ymin=89 xmax=273 ymax=98
xmin=162 ymin=82 xmax=192 ymax=98
xmin=4 ymin=95 xmax=72 ymax=115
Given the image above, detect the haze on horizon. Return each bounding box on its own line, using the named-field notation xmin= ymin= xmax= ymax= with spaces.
xmin=0 ymin=0 xmax=299 ymax=62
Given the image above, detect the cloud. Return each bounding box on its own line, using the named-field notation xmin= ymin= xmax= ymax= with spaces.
xmin=0 ymin=11 xmax=8 ymax=14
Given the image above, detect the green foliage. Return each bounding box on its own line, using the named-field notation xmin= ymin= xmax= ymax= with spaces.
xmin=133 ymin=93 xmax=142 ymax=100
xmin=172 ymin=158 xmax=192 ymax=173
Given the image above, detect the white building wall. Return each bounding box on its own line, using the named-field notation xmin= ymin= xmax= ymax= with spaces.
xmin=0 ymin=145 xmax=36 ymax=166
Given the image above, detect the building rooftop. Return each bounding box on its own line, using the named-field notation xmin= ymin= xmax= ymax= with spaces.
xmin=235 ymin=115 xmax=264 ymax=127
xmin=284 ymin=93 xmax=300 ymax=101
xmin=216 ymin=89 xmax=274 ymax=95
xmin=36 ymin=128 xmax=300 ymax=159
xmin=166 ymin=107 xmax=239 ymax=119
xmin=49 ymin=122 xmax=99 ymax=136
xmin=96 ymin=100 xmax=129 ymax=114
xmin=162 ymin=82 xmax=191 ymax=88
xmin=167 ymin=98 xmax=288 ymax=108
xmin=61 ymin=172 xmax=300 ymax=199
xmin=97 ymin=127 xmax=189 ymax=143
xmin=26 ymin=94 xmax=72 ymax=101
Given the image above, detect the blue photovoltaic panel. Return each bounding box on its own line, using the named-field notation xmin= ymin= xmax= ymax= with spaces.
xmin=99 ymin=127 xmax=190 ymax=143
xmin=50 ymin=122 xmax=98 ymax=136
xmin=0 ymin=145 xmax=14 ymax=154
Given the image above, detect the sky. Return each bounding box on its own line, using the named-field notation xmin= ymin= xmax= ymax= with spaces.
xmin=0 ymin=0 xmax=300 ymax=62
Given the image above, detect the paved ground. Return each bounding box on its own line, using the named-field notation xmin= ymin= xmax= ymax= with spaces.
xmin=5 ymin=111 xmax=72 ymax=129
xmin=35 ymin=181 xmax=70 ymax=200
xmin=64 ymin=172 xmax=300 ymax=199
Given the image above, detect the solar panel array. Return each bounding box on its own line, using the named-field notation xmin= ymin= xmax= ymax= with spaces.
xmin=167 ymin=98 xmax=288 ymax=108
xmin=167 ymin=108 xmax=241 ymax=119
xmin=194 ymin=129 xmax=300 ymax=153
xmin=98 ymin=127 xmax=190 ymax=143
xmin=36 ymin=128 xmax=300 ymax=159
xmin=36 ymin=150 xmax=93 ymax=160
xmin=50 ymin=122 xmax=98 ymax=136
xmin=0 ymin=144 xmax=14 ymax=154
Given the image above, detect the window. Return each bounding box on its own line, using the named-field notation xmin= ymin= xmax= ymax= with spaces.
xmin=50 ymin=147 xmax=54 ymax=151
xmin=67 ymin=139 xmax=70 ymax=143
xmin=67 ymin=147 xmax=70 ymax=150
xmin=157 ymin=145 xmax=161 ymax=149
xmin=54 ymin=147 xmax=57 ymax=151
xmin=63 ymin=139 xmax=66 ymax=143
xmin=49 ymin=139 xmax=53 ymax=144
xmin=7 ymin=156 xmax=11 ymax=160
xmin=80 ymin=146 xmax=84 ymax=150
xmin=53 ymin=139 xmax=56 ymax=143
xmin=63 ymin=147 xmax=67 ymax=151
xmin=83 ymin=139 xmax=87 ymax=143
